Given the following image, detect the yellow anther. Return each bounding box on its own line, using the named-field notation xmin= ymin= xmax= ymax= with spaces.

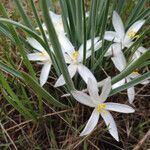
xmin=132 ymin=68 xmax=140 ymax=75
xmin=97 ymin=103 xmax=106 ymax=113
xmin=128 ymin=31 xmax=138 ymax=39
xmin=132 ymin=71 xmax=140 ymax=75
xmin=72 ymin=51 xmax=79 ymax=61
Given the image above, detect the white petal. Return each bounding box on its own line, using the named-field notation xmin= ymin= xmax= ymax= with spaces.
xmin=104 ymin=31 xmax=120 ymax=42
xmin=105 ymin=103 xmax=135 ymax=113
xmin=104 ymin=46 xmax=113 ymax=57
xmin=131 ymin=51 xmax=141 ymax=61
xmin=112 ymin=78 xmax=126 ymax=89
xmin=40 ymin=62 xmax=51 ymax=86
xmin=54 ymin=64 xmax=77 ymax=87
xmin=112 ymin=11 xmax=125 ymax=40
xmin=127 ymin=87 xmax=135 ymax=104
xmin=79 ymin=37 xmax=99 ymax=52
xmin=78 ymin=38 xmax=102 ymax=61
xmin=111 ymin=45 xmax=127 ymax=72
xmin=58 ymin=34 xmax=74 ymax=56
xmin=80 ymin=108 xmax=99 ymax=136
xmin=99 ymin=77 xmax=111 ymax=103
xmin=77 ymin=64 xmax=97 ymax=84
xmin=140 ymin=80 xmax=149 ymax=85
xmin=27 ymin=38 xmax=45 ymax=52
xmin=49 ymin=11 xmax=61 ymax=23
xmin=71 ymin=90 xmax=95 ymax=107
xmin=87 ymin=78 xmax=99 ymax=100
xmin=101 ymin=111 xmax=119 ymax=141
xmin=137 ymin=46 xmax=147 ymax=53
xmin=126 ymin=77 xmax=135 ymax=103
xmin=27 ymin=53 xmax=47 ymax=61
xmin=124 ymin=20 xmax=145 ymax=44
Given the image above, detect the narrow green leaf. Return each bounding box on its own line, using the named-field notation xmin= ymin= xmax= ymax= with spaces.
xmin=13 ymin=0 xmax=33 ymax=30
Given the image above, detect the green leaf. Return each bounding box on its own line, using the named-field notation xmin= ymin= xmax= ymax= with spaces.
xmin=0 ymin=61 xmax=22 ymax=79
xmin=14 ymin=0 xmax=33 ymax=30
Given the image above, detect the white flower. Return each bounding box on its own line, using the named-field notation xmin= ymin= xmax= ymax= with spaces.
xmin=104 ymin=11 xmax=145 ymax=56
xmin=111 ymin=46 xmax=149 ymax=103
xmin=54 ymin=35 xmax=102 ymax=87
xmin=27 ymin=38 xmax=52 ymax=86
xmin=36 ymin=11 xmax=65 ymax=35
xmin=72 ymin=77 xmax=135 ymax=141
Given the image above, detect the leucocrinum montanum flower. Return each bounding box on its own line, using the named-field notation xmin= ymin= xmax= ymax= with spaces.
xmin=27 ymin=38 xmax=52 ymax=86
xmin=54 ymin=35 xmax=102 ymax=87
xmin=111 ymin=46 xmax=149 ymax=103
xmin=72 ymin=77 xmax=135 ymax=141
xmin=104 ymin=11 xmax=147 ymax=57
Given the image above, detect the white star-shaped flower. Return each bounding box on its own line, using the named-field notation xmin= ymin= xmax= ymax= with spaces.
xmin=27 ymin=38 xmax=52 ymax=86
xmin=111 ymin=45 xmax=149 ymax=103
xmin=72 ymin=77 xmax=135 ymax=141
xmin=104 ymin=11 xmax=146 ymax=57
xmin=54 ymin=35 xmax=102 ymax=87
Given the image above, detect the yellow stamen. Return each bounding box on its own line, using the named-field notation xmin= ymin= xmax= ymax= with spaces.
xmin=132 ymin=68 xmax=140 ymax=75
xmin=132 ymin=71 xmax=140 ymax=75
xmin=72 ymin=51 xmax=79 ymax=61
xmin=97 ymin=103 xmax=106 ymax=113
xmin=128 ymin=31 xmax=138 ymax=39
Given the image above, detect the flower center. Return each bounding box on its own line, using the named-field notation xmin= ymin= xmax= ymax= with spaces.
xmin=38 ymin=51 xmax=48 ymax=56
xmin=72 ymin=51 xmax=79 ymax=62
xmin=97 ymin=103 xmax=106 ymax=113
xmin=128 ymin=31 xmax=139 ymax=39
xmin=132 ymin=68 xmax=140 ymax=75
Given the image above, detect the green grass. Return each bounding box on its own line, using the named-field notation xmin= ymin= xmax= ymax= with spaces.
xmin=0 ymin=0 xmax=150 ymax=149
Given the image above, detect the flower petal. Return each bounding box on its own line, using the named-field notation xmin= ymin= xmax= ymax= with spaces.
xmin=27 ymin=38 xmax=45 ymax=52
xmin=111 ymin=45 xmax=126 ymax=72
xmin=27 ymin=53 xmax=46 ymax=61
xmin=124 ymin=20 xmax=145 ymax=44
xmin=127 ymin=86 xmax=135 ymax=104
xmin=87 ymin=78 xmax=99 ymax=100
xmin=101 ymin=111 xmax=119 ymax=141
xmin=131 ymin=51 xmax=141 ymax=61
xmin=80 ymin=108 xmax=99 ymax=136
xmin=58 ymin=34 xmax=74 ymax=56
xmin=78 ymin=38 xmax=102 ymax=61
xmin=126 ymin=77 xmax=135 ymax=103
xmin=104 ymin=31 xmax=120 ymax=42
xmin=49 ymin=11 xmax=61 ymax=23
xmin=137 ymin=46 xmax=147 ymax=53
xmin=105 ymin=103 xmax=135 ymax=113
xmin=71 ymin=90 xmax=95 ymax=107
xmin=54 ymin=64 xmax=77 ymax=87
xmin=99 ymin=77 xmax=111 ymax=103
xmin=77 ymin=64 xmax=97 ymax=84
xmin=112 ymin=78 xmax=126 ymax=89
xmin=40 ymin=62 xmax=51 ymax=86
xmin=112 ymin=11 xmax=125 ymax=40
